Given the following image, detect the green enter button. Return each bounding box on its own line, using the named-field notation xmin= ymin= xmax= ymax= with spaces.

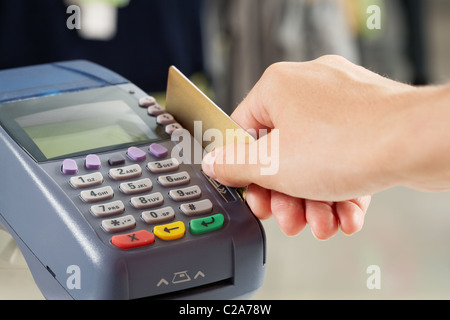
xmin=190 ymin=214 xmax=225 ymax=235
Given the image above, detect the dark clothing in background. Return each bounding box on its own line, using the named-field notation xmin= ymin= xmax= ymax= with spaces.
xmin=0 ymin=0 xmax=204 ymax=92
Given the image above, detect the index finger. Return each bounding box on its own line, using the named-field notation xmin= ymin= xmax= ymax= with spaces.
xmin=230 ymin=77 xmax=274 ymax=137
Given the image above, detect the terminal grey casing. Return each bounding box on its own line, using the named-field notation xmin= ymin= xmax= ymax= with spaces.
xmin=0 ymin=61 xmax=266 ymax=299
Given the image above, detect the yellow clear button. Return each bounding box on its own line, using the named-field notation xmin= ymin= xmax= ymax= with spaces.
xmin=153 ymin=221 xmax=185 ymax=241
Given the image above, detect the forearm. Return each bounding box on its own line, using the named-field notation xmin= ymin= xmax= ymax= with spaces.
xmin=384 ymin=84 xmax=450 ymax=192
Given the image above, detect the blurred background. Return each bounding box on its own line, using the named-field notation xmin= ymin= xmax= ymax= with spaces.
xmin=1 ymin=0 xmax=450 ymax=299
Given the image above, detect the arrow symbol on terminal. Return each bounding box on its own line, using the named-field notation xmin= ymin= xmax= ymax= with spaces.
xmin=157 ymin=278 xmax=169 ymax=287
xmin=164 ymin=226 xmax=180 ymax=233
xmin=201 ymin=217 xmax=215 ymax=227
xmin=194 ymin=271 xmax=205 ymax=279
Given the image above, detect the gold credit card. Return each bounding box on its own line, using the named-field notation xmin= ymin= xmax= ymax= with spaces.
xmin=165 ymin=66 xmax=253 ymax=200
xmin=165 ymin=66 xmax=254 ymax=150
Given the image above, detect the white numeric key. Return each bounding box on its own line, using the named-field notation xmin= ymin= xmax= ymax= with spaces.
xmin=69 ymin=172 xmax=103 ymax=188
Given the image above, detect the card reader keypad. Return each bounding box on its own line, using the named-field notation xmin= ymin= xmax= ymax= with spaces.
xmin=62 ymin=148 xmax=225 ymax=249
xmin=57 ymin=102 xmax=227 ymax=250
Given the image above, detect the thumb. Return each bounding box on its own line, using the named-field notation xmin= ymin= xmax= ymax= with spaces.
xmin=201 ymin=143 xmax=257 ymax=187
xmin=201 ymin=132 xmax=280 ymax=188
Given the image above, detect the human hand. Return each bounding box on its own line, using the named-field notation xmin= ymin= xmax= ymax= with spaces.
xmin=202 ymin=55 xmax=417 ymax=239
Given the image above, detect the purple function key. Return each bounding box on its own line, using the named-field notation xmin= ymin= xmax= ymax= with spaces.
xmin=127 ymin=147 xmax=146 ymax=162
xmin=149 ymin=143 xmax=168 ymax=158
xmin=85 ymin=154 xmax=101 ymax=170
xmin=62 ymin=159 xmax=78 ymax=175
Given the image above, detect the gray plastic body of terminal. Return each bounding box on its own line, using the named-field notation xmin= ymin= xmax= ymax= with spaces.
xmin=0 ymin=60 xmax=265 ymax=299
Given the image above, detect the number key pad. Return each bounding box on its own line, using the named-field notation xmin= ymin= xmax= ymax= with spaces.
xmin=130 ymin=192 xmax=164 ymax=209
xmin=54 ymin=142 xmax=227 ymax=250
xmin=90 ymin=200 xmax=125 ymax=218
xmin=157 ymin=171 xmax=190 ymax=187
xmin=69 ymin=172 xmax=103 ymax=188
xmin=169 ymin=185 xmax=202 ymax=201
xmin=109 ymin=164 xmax=142 ymax=180
xmin=80 ymin=186 xmax=114 ymax=203
xmin=146 ymin=158 xmax=179 ymax=173
xmin=119 ymin=178 xmax=153 ymax=195
xmin=141 ymin=207 xmax=175 ymax=224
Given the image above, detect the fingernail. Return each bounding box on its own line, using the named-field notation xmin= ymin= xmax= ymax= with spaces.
xmin=202 ymin=151 xmax=217 ymax=179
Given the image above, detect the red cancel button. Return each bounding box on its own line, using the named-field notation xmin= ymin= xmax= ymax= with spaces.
xmin=111 ymin=230 xmax=155 ymax=249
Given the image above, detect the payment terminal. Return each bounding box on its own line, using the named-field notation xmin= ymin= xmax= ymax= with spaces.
xmin=0 ymin=60 xmax=265 ymax=299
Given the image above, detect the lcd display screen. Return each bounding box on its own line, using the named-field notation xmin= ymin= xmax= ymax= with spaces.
xmin=16 ymin=100 xmax=155 ymax=159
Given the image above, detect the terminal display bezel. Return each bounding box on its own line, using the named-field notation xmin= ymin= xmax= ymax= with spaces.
xmin=0 ymin=86 xmax=168 ymax=162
